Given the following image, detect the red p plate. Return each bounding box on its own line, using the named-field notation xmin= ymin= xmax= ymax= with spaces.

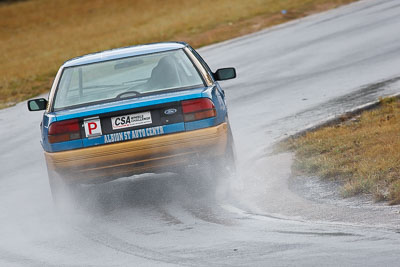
xmin=84 ymin=118 xmax=102 ymax=137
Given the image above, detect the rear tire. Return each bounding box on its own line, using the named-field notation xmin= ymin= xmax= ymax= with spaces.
xmin=216 ymin=124 xmax=236 ymax=180
xmin=210 ymin=124 xmax=236 ymax=199
xmin=47 ymin=170 xmax=79 ymax=208
xmin=191 ymin=125 xmax=236 ymax=198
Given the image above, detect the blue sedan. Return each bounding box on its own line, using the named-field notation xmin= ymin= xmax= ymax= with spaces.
xmin=28 ymin=42 xmax=236 ymax=202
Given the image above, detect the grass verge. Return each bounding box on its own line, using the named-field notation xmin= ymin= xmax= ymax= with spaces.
xmin=0 ymin=0 xmax=357 ymax=108
xmin=284 ymin=97 xmax=400 ymax=205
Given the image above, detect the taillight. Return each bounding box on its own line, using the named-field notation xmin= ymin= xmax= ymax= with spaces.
xmin=48 ymin=119 xmax=81 ymax=144
xmin=181 ymin=98 xmax=216 ymax=122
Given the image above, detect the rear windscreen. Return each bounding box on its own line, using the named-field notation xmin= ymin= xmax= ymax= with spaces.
xmin=53 ymin=49 xmax=204 ymax=110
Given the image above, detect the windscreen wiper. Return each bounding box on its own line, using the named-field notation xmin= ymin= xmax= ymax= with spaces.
xmin=115 ymin=90 xmax=142 ymax=99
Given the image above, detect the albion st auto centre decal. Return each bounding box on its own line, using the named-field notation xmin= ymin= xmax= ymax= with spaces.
xmin=82 ymin=111 xmax=175 ymax=146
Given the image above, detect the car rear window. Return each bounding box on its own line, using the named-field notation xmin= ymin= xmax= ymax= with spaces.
xmin=53 ymin=49 xmax=204 ymax=110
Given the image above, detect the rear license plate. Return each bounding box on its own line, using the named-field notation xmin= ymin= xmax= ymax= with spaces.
xmin=111 ymin=111 xmax=152 ymax=130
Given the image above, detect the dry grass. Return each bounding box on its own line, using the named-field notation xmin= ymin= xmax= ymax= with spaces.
xmin=0 ymin=0 xmax=357 ymax=108
xmin=285 ymin=97 xmax=400 ymax=205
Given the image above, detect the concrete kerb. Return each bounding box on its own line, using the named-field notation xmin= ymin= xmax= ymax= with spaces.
xmin=277 ymin=92 xmax=400 ymax=145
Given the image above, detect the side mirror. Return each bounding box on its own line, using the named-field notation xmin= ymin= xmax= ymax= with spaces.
xmin=213 ymin=68 xmax=236 ymax=81
xmin=27 ymin=98 xmax=48 ymax=111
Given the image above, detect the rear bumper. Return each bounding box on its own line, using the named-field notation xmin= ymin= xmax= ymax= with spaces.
xmin=45 ymin=123 xmax=228 ymax=183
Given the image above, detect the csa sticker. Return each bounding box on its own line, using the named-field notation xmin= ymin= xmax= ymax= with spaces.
xmin=84 ymin=117 xmax=102 ymax=138
xmin=111 ymin=111 xmax=152 ymax=130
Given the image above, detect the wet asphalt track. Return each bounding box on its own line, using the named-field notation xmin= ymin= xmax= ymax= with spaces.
xmin=1 ymin=0 xmax=400 ymax=265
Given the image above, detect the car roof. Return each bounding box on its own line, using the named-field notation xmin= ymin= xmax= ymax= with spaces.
xmin=62 ymin=42 xmax=188 ymax=68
